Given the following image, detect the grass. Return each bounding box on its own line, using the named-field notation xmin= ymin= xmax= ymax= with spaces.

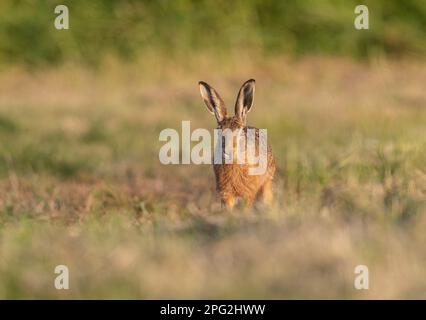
xmin=1 ymin=0 xmax=425 ymax=67
xmin=0 ymin=55 xmax=425 ymax=298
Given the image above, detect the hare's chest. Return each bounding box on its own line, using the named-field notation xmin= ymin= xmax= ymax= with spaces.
xmin=213 ymin=164 xmax=261 ymax=196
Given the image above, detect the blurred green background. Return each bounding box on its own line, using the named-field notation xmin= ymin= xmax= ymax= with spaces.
xmin=0 ymin=0 xmax=425 ymax=67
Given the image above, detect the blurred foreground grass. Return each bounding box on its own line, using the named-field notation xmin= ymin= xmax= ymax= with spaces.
xmin=0 ymin=55 xmax=425 ymax=298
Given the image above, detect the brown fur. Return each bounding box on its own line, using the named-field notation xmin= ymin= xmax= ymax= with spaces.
xmin=199 ymin=79 xmax=276 ymax=210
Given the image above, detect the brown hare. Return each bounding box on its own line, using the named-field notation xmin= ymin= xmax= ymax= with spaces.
xmin=198 ymin=79 xmax=275 ymax=210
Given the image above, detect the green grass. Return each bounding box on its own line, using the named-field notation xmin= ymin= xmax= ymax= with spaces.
xmin=0 ymin=0 xmax=425 ymax=67
xmin=0 ymin=56 xmax=425 ymax=298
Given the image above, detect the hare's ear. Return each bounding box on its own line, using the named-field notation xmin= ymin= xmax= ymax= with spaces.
xmin=199 ymin=81 xmax=227 ymax=123
xmin=235 ymin=79 xmax=255 ymax=123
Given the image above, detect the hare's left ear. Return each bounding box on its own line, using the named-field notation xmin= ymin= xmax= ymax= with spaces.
xmin=235 ymin=79 xmax=255 ymax=123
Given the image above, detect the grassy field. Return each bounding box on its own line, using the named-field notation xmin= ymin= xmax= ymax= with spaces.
xmin=0 ymin=55 xmax=425 ymax=298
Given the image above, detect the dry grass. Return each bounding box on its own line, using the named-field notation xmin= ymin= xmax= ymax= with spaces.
xmin=0 ymin=55 xmax=425 ymax=298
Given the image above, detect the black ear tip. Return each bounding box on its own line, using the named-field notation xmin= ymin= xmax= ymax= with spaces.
xmin=245 ymin=79 xmax=255 ymax=85
xmin=198 ymin=81 xmax=207 ymax=86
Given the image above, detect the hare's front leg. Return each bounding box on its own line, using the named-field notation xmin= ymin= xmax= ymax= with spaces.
xmin=259 ymin=180 xmax=273 ymax=205
xmin=221 ymin=195 xmax=236 ymax=211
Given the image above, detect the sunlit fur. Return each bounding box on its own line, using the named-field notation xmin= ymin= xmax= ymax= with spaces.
xmin=199 ymin=80 xmax=276 ymax=210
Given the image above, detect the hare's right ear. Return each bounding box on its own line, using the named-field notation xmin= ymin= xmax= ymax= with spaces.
xmin=199 ymin=81 xmax=227 ymax=123
xmin=235 ymin=79 xmax=255 ymax=124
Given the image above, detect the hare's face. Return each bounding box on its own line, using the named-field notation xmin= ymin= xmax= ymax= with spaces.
xmin=199 ymin=80 xmax=255 ymax=164
xmin=217 ymin=116 xmax=244 ymax=131
xmin=217 ymin=117 xmax=245 ymax=162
